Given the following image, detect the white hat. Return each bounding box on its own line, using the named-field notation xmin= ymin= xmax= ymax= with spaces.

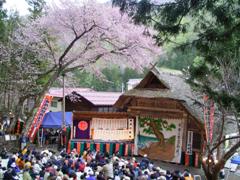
xmin=11 ymin=163 xmax=16 ymax=168
xmin=123 ymin=175 xmax=131 ymax=180
xmin=144 ymin=154 xmax=148 ymax=157
xmin=160 ymin=169 xmax=167 ymax=175
xmin=113 ymin=156 xmax=119 ymax=162
xmin=57 ymin=155 xmax=62 ymax=160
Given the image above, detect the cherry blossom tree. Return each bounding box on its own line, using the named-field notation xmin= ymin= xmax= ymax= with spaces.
xmin=13 ymin=0 xmax=160 ymax=134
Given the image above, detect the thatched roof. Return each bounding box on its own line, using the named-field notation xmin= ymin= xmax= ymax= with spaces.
xmin=115 ymin=67 xmax=203 ymax=121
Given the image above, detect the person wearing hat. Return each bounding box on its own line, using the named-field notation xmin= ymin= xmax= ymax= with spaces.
xmin=32 ymin=160 xmax=42 ymax=178
xmin=165 ymin=170 xmax=173 ymax=180
xmin=140 ymin=154 xmax=149 ymax=170
xmin=24 ymin=159 xmax=32 ymax=169
xmin=150 ymin=167 xmax=161 ymax=179
xmin=11 ymin=162 xmax=21 ymax=174
xmin=159 ymin=176 xmax=167 ymax=180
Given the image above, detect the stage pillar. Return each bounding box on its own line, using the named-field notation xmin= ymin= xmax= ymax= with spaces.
xmin=134 ymin=116 xmax=139 ymax=155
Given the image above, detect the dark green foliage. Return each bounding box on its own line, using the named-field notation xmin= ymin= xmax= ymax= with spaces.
xmin=26 ymin=0 xmax=46 ymax=19
xmin=113 ymin=0 xmax=240 ymax=46
xmin=158 ymin=47 xmax=196 ymax=70
xmin=139 ymin=117 xmax=176 ymax=135
xmin=73 ymin=67 xmax=144 ymax=91
xmin=0 ymin=0 xmax=7 ymax=43
xmin=113 ymin=0 xmax=240 ymax=114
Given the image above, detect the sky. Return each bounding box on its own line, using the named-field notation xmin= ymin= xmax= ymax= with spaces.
xmin=3 ymin=0 xmax=109 ymax=16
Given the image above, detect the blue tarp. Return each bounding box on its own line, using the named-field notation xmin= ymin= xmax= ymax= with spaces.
xmin=231 ymin=155 xmax=240 ymax=165
xmin=41 ymin=112 xmax=72 ymax=128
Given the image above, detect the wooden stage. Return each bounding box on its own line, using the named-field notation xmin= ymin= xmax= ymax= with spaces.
xmin=68 ymin=139 xmax=134 ymax=156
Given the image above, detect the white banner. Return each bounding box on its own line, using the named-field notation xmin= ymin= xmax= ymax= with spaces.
xmin=91 ymin=118 xmax=128 ymax=130
xmin=186 ymin=131 xmax=193 ymax=155
xmin=138 ymin=118 xmax=184 ymax=163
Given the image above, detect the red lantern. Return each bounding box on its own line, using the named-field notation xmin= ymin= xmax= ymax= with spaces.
xmin=78 ymin=121 xmax=88 ymax=131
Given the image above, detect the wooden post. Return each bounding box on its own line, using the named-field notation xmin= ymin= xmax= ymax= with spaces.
xmin=182 ymin=113 xmax=188 ymax=152
xmin=41 ymin=128 xmax=44 ymax=147
xmin=134 ymin=115 xmax=139 ymax=155
xmin=71 ymin=115 xmax=73 ymax=139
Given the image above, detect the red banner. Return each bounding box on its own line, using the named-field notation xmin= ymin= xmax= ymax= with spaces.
xmin=209 ymin=100 xmax=215 ymax=142
xmin=27 ymin=95 xmax=53 ymax=142
xmin=203 ymin=96 xmax=215 ymax=143
xmin=185 ymin=153 xmax=190 ymax=166
xmin=203 ymin=95 xmax=209 ymax=142
xmin=195 ymin=152 xmax=199 ymax=168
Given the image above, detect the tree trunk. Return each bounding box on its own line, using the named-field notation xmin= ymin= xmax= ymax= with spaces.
xmin=204 ymin=172 xmax=218 ymax=180
xmin=22 ymin=70 xmax=61 ymax=136
xmin=9 ymin=96 xmax=26 ymax=133
xmin=149 ymin=121 xmax=165 ymax=146
xmin=202 ymin=162 xmax=220 ymax=180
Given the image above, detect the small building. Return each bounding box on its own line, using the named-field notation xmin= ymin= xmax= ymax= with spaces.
xmin=64 ymin=91 xmax=122 ymax=112
xmin=47 ymin=87 xmax=94 ymax=112
xmin=114 ymin=67 xmax=204 ymax=165
xmin=66 ymin=91 xmax=134 ymax=156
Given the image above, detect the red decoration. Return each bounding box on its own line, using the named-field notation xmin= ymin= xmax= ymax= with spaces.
xmin=209 ymin=100 xmax=215 ymax=143
xmin=78 ymin=121 xmax=88 ymax=131
xmin=185 ymin=154 xmax=190 ymax=166
xmin=195 ymin=152 xmax=199 ymax=168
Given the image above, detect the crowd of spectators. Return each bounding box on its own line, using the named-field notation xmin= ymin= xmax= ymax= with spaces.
xmin=0 ymin=146 xmax=195 ymax=180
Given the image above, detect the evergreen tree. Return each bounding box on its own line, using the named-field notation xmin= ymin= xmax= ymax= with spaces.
xmin=73 ymin=67 xmax=144 ymax=92
xmin=0 ymin=0 xmax=7 ymax=42
xmin=26 ymin=0 xmax=46 ymax=19
xmin=113 ymin=1 xmax=240 ymax=179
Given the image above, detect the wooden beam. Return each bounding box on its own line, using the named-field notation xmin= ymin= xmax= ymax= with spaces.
xmin=129 ymin=106 xmax=184 ymax=113
xmin=73 ymin=111 xmax=130 ymax=120
xmin=128 ymin=110 xmax=183 ymax=119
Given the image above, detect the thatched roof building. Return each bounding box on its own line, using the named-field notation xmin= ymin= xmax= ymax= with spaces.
xmin=115 ymin=67 xmax=203 ymax=125
xmin=115 ymin=67 xmax=205 ymax=163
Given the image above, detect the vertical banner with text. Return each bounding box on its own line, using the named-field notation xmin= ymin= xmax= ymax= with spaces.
xmin=27 ymin=95 xmax=53 ymax=142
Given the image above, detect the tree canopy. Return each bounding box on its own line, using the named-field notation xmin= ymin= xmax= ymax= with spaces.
xmin=1 ymin=0 xmax=160 ymax=134
xmin=112 ymin=0 xmax=240 ymax=179
xmin=72 ymin=67 xmax=144 ymax=92
xmin=113 ymin=0 xmax=240 ymax=117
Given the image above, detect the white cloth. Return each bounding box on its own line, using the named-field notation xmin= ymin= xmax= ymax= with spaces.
xmin=41 ymin=157 xmax=48 ymax=165
xmin=84 ymin=166 xmax=94 ymax=175
xmin=33 ymin=163 xmax=42 ymax=174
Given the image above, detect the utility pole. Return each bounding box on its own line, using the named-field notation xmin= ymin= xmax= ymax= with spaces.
xmin=62 ymin=73 xmax=66 ymax=129
xmin=62 ymin=73 xmax=66 ymax=149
